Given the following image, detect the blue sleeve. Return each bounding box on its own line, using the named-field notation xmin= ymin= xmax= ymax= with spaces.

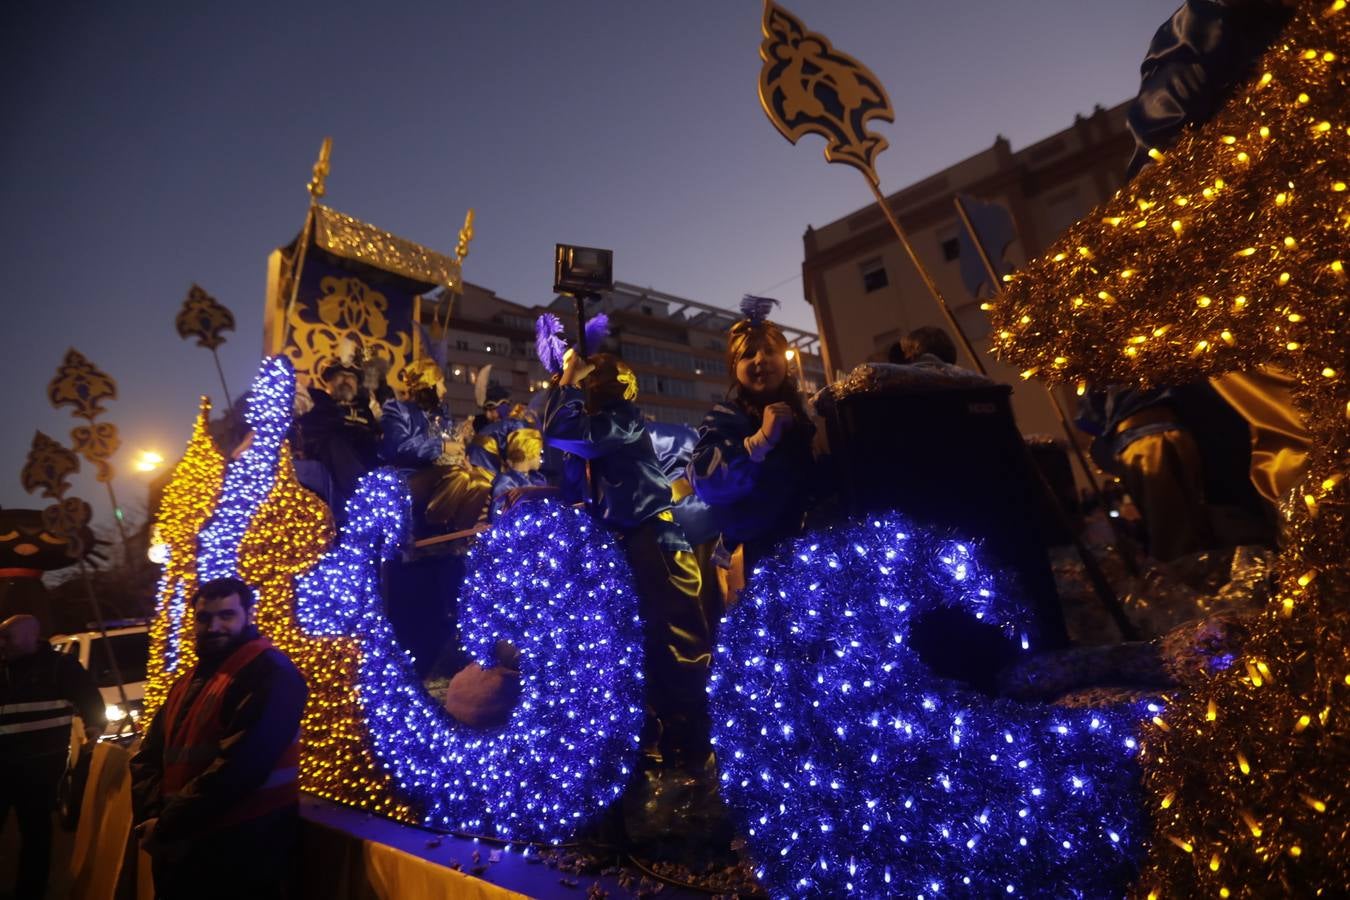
xmin=542 ymin=386 xmax=643 ymax=460
xmin=688 ymin=404 xmax=760 ymax=506
xmin=380 ymin=401 xmax=443 ymax=467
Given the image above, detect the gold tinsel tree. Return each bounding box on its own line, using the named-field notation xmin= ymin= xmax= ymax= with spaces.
xmin=236 ymin=444 xmax=410 ymax=819
xmin=144 ymin=400 xmax=224 ymax=717
xmin=146 ymin=411 xmax=412 ymax=821
xmin=992 ymin=1 xmax=1347 ymax=895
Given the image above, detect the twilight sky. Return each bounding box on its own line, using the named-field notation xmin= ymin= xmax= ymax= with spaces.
xmin=0 ymin=0 xmax=1180 ymax=525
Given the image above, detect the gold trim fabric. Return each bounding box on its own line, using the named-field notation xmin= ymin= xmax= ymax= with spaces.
xmin=313 ymin=206 xmax=460 ymax=288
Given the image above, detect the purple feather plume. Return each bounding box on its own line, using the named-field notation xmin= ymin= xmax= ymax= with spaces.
xmin=583 ymin=313 xmax=610 ymax=355
xmin=739 ymin=294 xmax=779 ymax=325
xmin=535 ymin=313 xmax=567 ymax=375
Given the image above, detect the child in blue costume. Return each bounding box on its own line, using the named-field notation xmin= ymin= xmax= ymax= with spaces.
xmin=488 ymin=426 xmax=549 ymax=521
xmin=689 ymin=296 xmax=819 ymax=592
xmin=540 ymin=349 xmax=712 ymax=773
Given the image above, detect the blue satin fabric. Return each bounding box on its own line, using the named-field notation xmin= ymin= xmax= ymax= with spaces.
xmin=467 ymin=417 xmax=527 ymax=473
xmin=1126 ymin=0 xmax=1291 ymax=177
xmin=1076 ymin=387 xmax=1182 ymax=475
xmin=489 ymin=467 xmax=550 ymax=520
xmin=687 ymin=401 xmax=817 ymax=547
xmin=646 ymin=422 xmax=699 ymax=481
xmin=648 ymin=421 xmax=722 ymax=546
xmin=542 ymin=386 xmax=690 ymax=551
xmin=379 ymin=400 xmax=447 ymax=469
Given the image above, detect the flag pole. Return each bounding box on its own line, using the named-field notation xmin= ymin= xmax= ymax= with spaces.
xmin=210 ymin=347 xmax=234 ymax=410
xmin=862 ymin=179 xmax=988 ymax=376
xmin=954 ymin=196 xmax=1143 ymax=580
xmin=281 ymin=137 xmax=331 ymax=349
xmin=952 ymin=197 xmax=1103 ymax=493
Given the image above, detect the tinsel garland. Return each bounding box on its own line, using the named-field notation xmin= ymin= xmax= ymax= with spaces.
xmin=296 ymin=488 xmax=645 ymax=841
xmin=990 ymin=1 xmax=1348 ymax=894
xmin=146 ymin=357 xmax=407 ymax=819
xmin=143 ymin=399 xmax=223 ymax=717
xmin=710 ymin=517 xmax=1149 ymax=897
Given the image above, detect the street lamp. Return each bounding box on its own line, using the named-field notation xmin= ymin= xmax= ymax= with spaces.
xmin=132 ymin=450 xmax=164 ymax=473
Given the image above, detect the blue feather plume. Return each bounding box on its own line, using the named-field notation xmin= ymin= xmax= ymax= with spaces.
xmin=535 ymin=313 xmax=566 ymax=375
xmin=584 ymin=313 xmax=610 ymax=355
xmin=739 ymin=294 xmax=779 ymax=325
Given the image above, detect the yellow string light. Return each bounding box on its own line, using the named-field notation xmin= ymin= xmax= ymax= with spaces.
xmin=145 ymin=427 xmax=412 ymax=823
xmin=144 ymin=400 xmax=224 ymax=716
xmin=988 ymin=2 xmax=1349 ymax=894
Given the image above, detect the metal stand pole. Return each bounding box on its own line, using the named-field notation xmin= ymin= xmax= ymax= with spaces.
xmin=953 ymin=196 xmax=1142 ymax=579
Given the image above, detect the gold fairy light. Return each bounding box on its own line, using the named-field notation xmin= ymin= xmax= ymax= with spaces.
xmin=235 ymin=445 xmax=410 ymax=820
xmin=990 ymin=1 xmax=1349 ymax=895
xmin=144 ymin=418 xmax=412 ymax=823
xmin=144 ymin=400 xmax=225 ymax=716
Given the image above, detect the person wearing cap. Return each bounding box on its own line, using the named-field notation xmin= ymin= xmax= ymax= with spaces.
xmin=295 ymin=355 xmax=382 ymax=510
xmin=488 ymin=426 xmax=550 ymax=521
xmin=472 ymin=383 xmax=512 ymax=433
xmin=382 ymin=359 xmax=491 ymax=534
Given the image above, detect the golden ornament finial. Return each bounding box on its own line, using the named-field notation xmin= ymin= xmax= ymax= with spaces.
xmin=456 ymin=208 xmax=475 ymax=264
xmin=308 ymin=136 xmax=333 ymax=200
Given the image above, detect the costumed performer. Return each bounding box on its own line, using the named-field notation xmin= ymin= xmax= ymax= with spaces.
xmin=688 ymin=296 xmax=819 ymax=603
xmin=294 ymin=347 xmax=382 ymax=511
xmin=488 ymin=426 xmax=549 ymax=521
xmin=1126 ymin=0 xmax=1311 ymax=511
xmin=534 ymin=315 xmax=713 ymax=774
xmin=380 ymin=359 xmax=489 ymax=535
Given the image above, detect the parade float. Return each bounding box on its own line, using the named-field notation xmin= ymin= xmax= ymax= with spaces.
xmin=135 ymin=1 xmax=1346 ymax=896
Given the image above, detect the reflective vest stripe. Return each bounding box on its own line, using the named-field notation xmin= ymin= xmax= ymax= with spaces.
xmin=0 ymin=699 xmax=73 ymax=714
xmin=0 ymin=714 xmax=74 ymax=735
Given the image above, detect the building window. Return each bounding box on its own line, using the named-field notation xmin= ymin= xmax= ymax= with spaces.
xmin=940 ymin=237 xmax=961 ymax=261
xmin=455 ymin=340 xmax=470 ymax=351
xmin=860 ymin=257 xmax=888 ymax=293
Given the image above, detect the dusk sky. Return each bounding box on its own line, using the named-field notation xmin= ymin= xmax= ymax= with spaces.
xmin=1 ymin=0 xmax=1180 ymax=526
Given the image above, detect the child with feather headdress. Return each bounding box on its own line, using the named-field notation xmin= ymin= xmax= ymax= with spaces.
xmin=688 ymin=296 xmax=821 ymax=589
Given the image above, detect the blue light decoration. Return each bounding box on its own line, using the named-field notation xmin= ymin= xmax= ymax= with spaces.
xmin=197 ymin=355 xmax=294 ymax=581
xmin=709 ymin=515 xmax=1149 ymax=898
xmin=296 ymin=483 xmax=645 ymax=843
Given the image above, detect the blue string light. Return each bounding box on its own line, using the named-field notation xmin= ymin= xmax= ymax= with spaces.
xmin=197 ymin=356 xmax=294 ymax=581
xmin=156 ymin=575 xmax=187 ymax=675
xmin=296 ymin=482 xmax=645 ymax=843
xmin=709 ymin=516 xmax=1149 ymax=897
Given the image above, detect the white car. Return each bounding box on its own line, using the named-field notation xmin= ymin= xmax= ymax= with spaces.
xmin=50 ymin=619 xmax=149 ymax=740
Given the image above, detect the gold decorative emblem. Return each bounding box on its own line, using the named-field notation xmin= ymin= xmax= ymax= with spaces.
xmin=40 ymin=498 xmax=93 ymax=557
xmin=21 ymin=432 xmax=80 ymax=499
xmin=758 ymin=1 xmax=895 ymax=184
xmin=176 ymin=284 xmax=236 ymax=350
xmin=47 ymin=348 xmax=118 ymax=420
xmin=286 ymin=274 xmax=413 ymax=391
xmin=70 ymin=421 xmax=121 ymax=483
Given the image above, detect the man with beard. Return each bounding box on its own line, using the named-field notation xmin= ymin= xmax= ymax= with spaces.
xmin=295 ymin=358 xmax=382 ymax=511
xmin=130 ymin=578 xmax=307 ymax=900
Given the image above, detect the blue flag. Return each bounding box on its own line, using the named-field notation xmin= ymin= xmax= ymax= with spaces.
xmin=955 ymin=194 xmax=1018 ymax=299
